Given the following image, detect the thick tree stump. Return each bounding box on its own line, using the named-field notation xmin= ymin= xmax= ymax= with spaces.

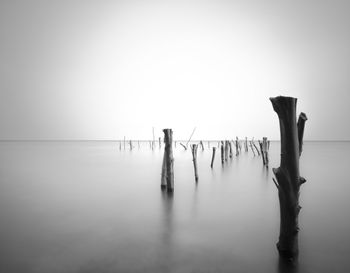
xmin=270 ymin=96 xmax=307 ymax=259
xmin=210 ymin=147 xmax=216 ymax=168
xmin=191 ymin=144 xmax=199 ymax=182
xmin=162 ymin=129 xmax=174 ymax=192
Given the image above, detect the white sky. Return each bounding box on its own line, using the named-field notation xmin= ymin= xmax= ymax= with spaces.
xmin=1 ymin=0 xmax=349 ymax=140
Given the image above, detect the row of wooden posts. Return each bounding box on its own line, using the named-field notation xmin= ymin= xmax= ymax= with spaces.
xmin=159 ymin=133 xmax=270 ymax=193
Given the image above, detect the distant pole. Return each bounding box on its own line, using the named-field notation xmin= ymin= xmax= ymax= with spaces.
xmin=210 ymin=147 xmax=216 ymax=168
xmin=159 ymin=137 xmax=161 ymax=149
xmin=191 ymin=144 xmax=199 ymax=182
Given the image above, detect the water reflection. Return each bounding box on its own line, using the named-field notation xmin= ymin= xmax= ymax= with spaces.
xmin=160 ymin=190 xmax=174 ymax=247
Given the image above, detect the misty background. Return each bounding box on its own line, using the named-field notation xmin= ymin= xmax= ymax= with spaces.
xmin=0 ymin=0 xmax=349 ymax=141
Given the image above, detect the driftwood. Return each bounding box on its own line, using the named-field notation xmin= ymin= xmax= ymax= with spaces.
xmin=270 ymin=96 xmax=307 ymax=259
xmin=210 ymin=147 xmax=216 ymax=168
xmin=161 ymin=129 xmax=174 ymax=192
xmin=191 ymin=144 xmax=199 ymax=182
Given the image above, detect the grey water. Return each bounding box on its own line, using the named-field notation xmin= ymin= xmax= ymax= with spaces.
xmin=0 ymin=141 xmax=349 ymax=273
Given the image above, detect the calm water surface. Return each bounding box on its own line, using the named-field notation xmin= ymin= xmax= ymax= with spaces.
xmin=0 ymin=141 xmax=349 ymax=273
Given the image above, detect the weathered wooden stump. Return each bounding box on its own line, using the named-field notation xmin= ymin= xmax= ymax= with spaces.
xmin=191 ymin=144 xmax=199 ymax=182
xmin=161 ymin=129 xmax=174 ymax=192
xmin=270 ymin=96 xmax=307 ymax=259
xmin=210 ymin=147 xmax=216 ymax=168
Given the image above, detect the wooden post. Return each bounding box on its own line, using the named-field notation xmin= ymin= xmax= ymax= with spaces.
xmin=270 ymin=96 xmax=307 ymax=259
xmin=210 ymin=147 xmax=216 ymax=168
xmin=200 ymin=141 xmax=204 ymax=151
xmin=138 ymin=140 xmax=140 ymax=149
xmin=259 ymin=140 xmax=266 ymax=166
xmin=245 ymin=137 xmax=248 ymax=152
xmin=224 ymin=140 xmax=229 ymax=161
xmin=235 ymin=137 xmax=239 ymax=156
xmin=249 ymin=141 xmax=256 ymax=156
xmin=159 ymin=137 xmax=161 ymax=149
xmin=129 ymin=140 xmax=132 ymax=150
xmin=191 ymin=144 xmax=199 ymax=182
xmin=119 ymin=141 xmax=121 ymax=150
xmin=229 ymin=141 xmax=233 ymax=158
xmin=162 ymin=129 xmax=174 ymax=192
xmin=252 ymin=139 xmax=260 ymax=155
xmin=262 ymin=137 xmax=269 ymax=167
xmin=221 ymin=141 xmax=224 ymax=164
xmin=124 ymin=136 xmax=126 ymax=150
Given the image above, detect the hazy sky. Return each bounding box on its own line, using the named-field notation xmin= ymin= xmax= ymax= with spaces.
xmin=1 ymin=0 xmax=349 ymax=140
